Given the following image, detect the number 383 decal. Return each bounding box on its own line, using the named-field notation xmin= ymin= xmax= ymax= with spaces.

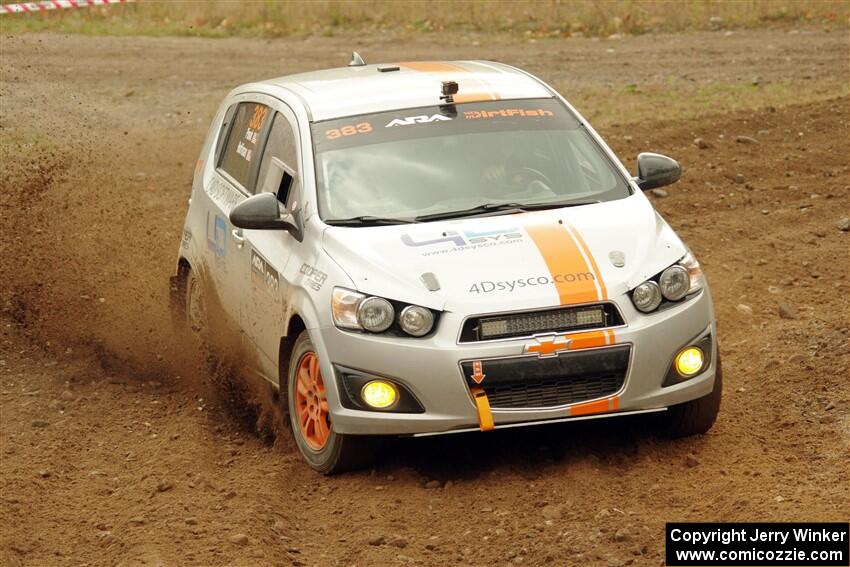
xmin=325 ymin=122 xmax=373 ymax=140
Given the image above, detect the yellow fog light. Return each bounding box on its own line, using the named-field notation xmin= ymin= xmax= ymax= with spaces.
xmin=675 ymin=346 xmax=705 ymax=377
xmin=361 ymin=380 xmax=398 ymax=409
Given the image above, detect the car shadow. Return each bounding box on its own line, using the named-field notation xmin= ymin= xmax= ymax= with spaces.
xmin=378 ymin=413 xmax=660 ymax=482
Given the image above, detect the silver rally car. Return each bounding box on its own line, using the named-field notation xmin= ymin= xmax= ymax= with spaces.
xmin=172 ymin=55 xmax=721 ymax=473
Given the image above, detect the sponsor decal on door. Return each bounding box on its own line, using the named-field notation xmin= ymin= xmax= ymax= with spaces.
xmin=251 ymin=249 xmax=280 ymax=298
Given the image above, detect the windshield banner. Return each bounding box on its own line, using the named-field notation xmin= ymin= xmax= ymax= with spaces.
xmin=312 ymin=99 xmax=579 ymax=153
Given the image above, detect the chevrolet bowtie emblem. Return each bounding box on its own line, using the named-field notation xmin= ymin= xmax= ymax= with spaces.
xmin=523 ymin=335 xmax=572 ymax=358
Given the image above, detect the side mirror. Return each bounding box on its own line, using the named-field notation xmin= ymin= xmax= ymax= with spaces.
xmin=230 ymin=193 xmax=300 ymax=238
xmin=635 ymin=152 xmax=681 ymax=191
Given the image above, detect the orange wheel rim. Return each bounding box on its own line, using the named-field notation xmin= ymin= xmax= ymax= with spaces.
xmin=295 ymin=352 xmax=331 ymax=451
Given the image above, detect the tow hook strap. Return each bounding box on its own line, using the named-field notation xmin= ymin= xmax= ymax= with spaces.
xmin=471 ymin=387 xmax=494 ymax=431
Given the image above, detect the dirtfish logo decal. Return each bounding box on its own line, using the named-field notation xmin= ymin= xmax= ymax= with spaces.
xmin=385 ymin=114 xmax=453 ymax=128
xmin=401 ymin=227 xmax=524 ymax=255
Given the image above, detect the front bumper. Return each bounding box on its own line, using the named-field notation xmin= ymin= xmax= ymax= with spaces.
xmin=313 ymin=290 xmax=718 ymax=436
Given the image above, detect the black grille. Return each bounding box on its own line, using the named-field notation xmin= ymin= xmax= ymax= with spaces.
xmin=459 ymin=303 xmax=623 ymax=342
xmin=484 ymin=374 xmax=623 ymax=408
xmin=461 ymin=345 xmax=629 ymax=409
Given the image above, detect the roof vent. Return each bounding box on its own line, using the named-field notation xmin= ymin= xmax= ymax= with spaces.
xmin=348 ymin=52 xmax=366 ymax=67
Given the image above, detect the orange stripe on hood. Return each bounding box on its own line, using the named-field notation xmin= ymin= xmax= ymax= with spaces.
xmin=564 ymin=220 xmax=608 ymax=301
xmin=523 ymin=218 xmax=605 ymax=305
xmin=398 ymin=61 xmax=500 ymax=103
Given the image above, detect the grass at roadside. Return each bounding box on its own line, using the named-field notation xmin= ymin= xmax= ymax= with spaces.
xmin=1 ymin=0 xmax=847 ymax=39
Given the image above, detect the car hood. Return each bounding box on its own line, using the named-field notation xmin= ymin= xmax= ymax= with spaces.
xmin=321 ymin=194 xmax=686 ymax=314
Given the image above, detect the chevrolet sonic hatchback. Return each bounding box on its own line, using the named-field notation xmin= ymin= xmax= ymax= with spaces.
xmin=171 ymin=56 xmax=721 ymax=474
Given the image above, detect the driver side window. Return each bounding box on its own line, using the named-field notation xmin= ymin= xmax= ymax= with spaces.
xmin=256 ymin=112 xmax=299 ymax=209
xmin=565 ymin=133 xmax=619 ymax=193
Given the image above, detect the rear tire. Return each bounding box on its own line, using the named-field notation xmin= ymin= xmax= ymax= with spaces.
xmin=283 ymin=331 xmax=379 ymax=474
xmin=655 ymin=353 xmax=722 ymax=438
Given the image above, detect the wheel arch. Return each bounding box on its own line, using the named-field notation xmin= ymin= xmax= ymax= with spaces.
xmin=279 ymin=313 xmax=307 ymax=387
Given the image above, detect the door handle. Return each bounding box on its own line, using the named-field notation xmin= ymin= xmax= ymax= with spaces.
xmin=232 ymin=228 xmax=245 ymax=248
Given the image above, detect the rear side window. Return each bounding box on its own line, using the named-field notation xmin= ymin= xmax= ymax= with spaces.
xmin=218 ymin=102 xmax=270 ymax=190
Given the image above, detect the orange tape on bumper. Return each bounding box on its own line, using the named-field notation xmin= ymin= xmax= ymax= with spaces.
xmin=570 ymin=395 xmax=619 ymax=417
xmin=471 ymin=387 xmax=495 ymax=431
xmin=566 ymin=329 xmax=615 ymax=350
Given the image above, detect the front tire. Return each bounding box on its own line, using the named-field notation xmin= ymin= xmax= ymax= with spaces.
xmin=655 ymin=353 xmax=723 ymax=438
xmin=284 ymin=331 xmax=378 ymax=474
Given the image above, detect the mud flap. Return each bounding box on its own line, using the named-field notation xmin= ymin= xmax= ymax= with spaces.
xmin=169 ymin=265 xmax=190 ymax=332
xmin=169 ymin=275 xmax=185 ymax=320
xmin=471 ymin=387 xmax=494 ymax=431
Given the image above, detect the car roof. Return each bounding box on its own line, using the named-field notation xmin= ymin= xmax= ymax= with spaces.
xmin=259 ymin=60 xmax=553 ymax=122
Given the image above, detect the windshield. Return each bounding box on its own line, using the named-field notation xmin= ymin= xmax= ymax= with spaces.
xmin=311 ymin=99 xmax=630 ymax=222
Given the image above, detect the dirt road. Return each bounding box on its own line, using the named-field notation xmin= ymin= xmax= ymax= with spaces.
xmin=1 ymin=28 xmax=848 ymax=567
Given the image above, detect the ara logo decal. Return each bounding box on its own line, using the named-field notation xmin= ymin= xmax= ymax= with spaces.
xmin=385 ymin=114 xmax=453 ymax=128
xmin=401 ymin=227 xmax=523 ymax=255
xmin=251 ymin=250 xmax=280 ymax=296
xmin=523 ymin=335 xmax=573 ymax=358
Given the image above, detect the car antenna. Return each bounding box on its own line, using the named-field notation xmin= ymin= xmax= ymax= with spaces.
xmin=348 ymin=52 xmax=366 ymax=67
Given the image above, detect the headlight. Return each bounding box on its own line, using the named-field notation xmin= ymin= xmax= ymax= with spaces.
xmin=331 ymin=287 xmax=436 ymax=336
xmin=332 ymin=288 xmax=365 ymax=329
xmin=399 ymin=305 xmax=434 ymax=337
xmin=659 ymin=265 xmax=689 ymax=301
xmin=356 ymin=297 xmax=395 ymax=333
xmin=680 ymin=250 xmax=704 ymax=294
xmin=632 ymin=281 xmax=662 ymax=313
xmin=631 ymin=250 xmax=705 ymax=314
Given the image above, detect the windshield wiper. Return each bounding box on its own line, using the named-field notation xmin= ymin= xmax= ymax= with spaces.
xmin=415 ymin=199 xmax=600 ymax=222
xmin=324 ymin=215 xmax=418 ymax=227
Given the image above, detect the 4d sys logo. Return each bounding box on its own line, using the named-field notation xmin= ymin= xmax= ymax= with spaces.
xmin=385 ymin=114 xmax=452 ymax=128
xmin=401 ymin=227 xmax=523 ymax=251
